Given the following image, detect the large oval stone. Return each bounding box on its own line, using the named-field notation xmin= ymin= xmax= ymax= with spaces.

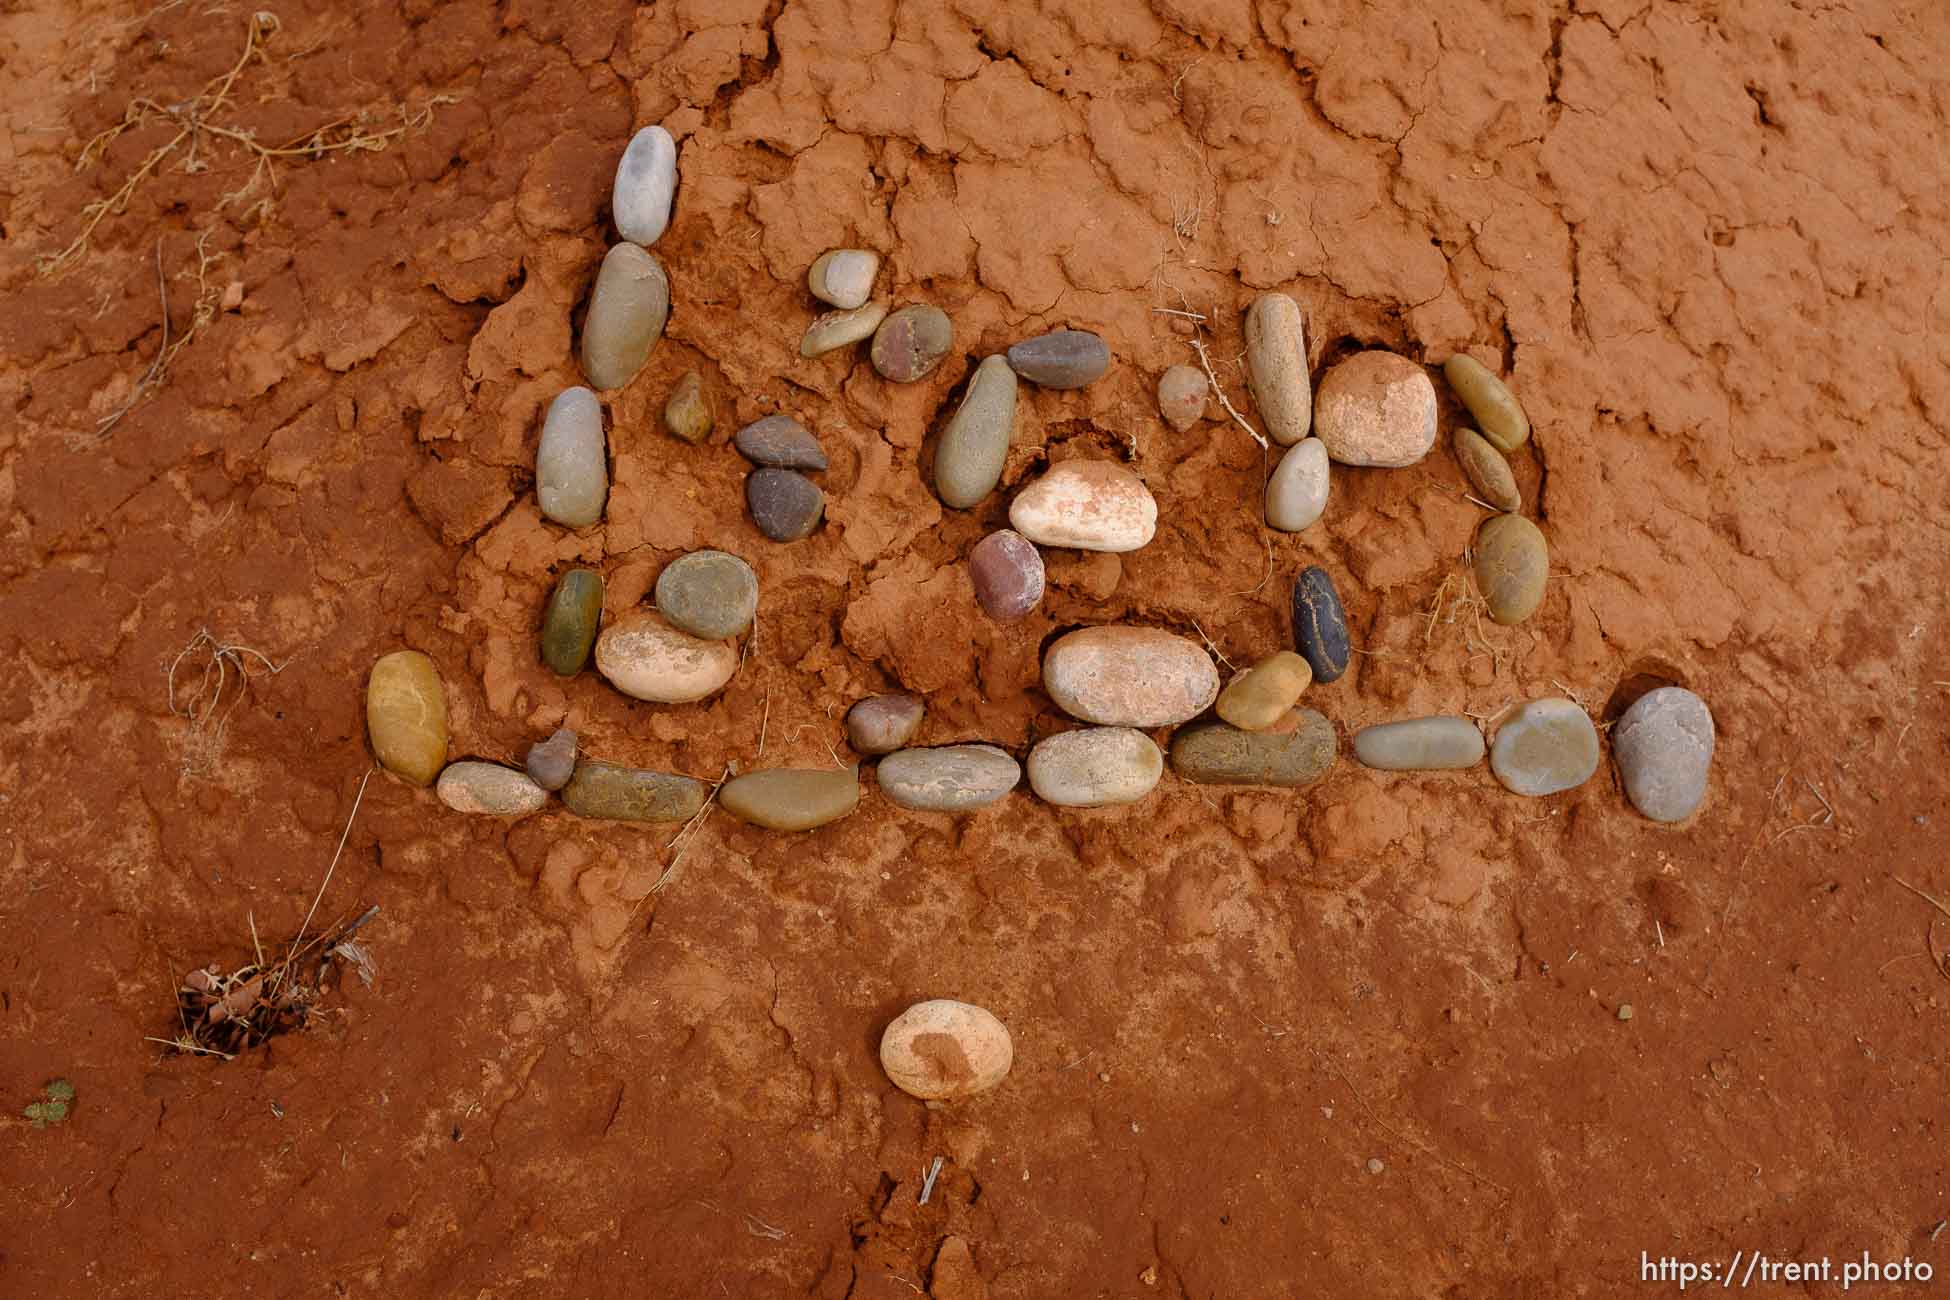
xmin=437 ymin=762 xmax=547 ymax=817
xmin=1215 ymin=651 xmax=1312 ymax=731
xmin=1043 ymin=626 xmax=1217 ymax=727
xmin=870 ymin=304 xmax=953 ymax=382
xmin=1171 ymin=710 xmax=1336 ymax=787
xmin=1026 ymin=727 xmax=1163 ymax=807
xmin=801 ymin=301 xmax=887 ymax=358
xmin=655 ymin=550 xmax=758 ymax=640
xmin=1352 ymin=716 xmax=1485 ymax=770
xmin=1266 ymin=437 xmax=1330 ymax=532
xmin=934 ymin=356 xmax=1017 ymax=509
xmin=720 ymin=766 xmax=861 ymax=831
xmin=876 ymin=744 xmax=1020 ymax=812
xmin=969 ymin=529 xmax=1044 ymax=622
xmin=536 ymin=387 xmax=608 ymax=528
xmin=1454 ymin=428 xmax=1520 ymax=512
xmin=1473 ymin=514 xmax=1548 ymax=625
xmin=1612 ymin=687 xmax=1714 ymax=822
xmin=808 ymin=248 xmax=880 ymax=310
xmin=1291 ymin=566 xmax=1351 ymax=683
xmin=524 ymin=727 xmax=578 ymax=792
xmin=366 ymin=650 xmax=447 ymax=787
xmin=1490 ymin=698 xmax=1600 ymax=796
xmin=594 ymin=610 xmax=738 ymax=702
xmin=1244 ymin=292 xmax=1312 ymax=445
xmin=612 ymin=125 xmax=676 ymax=246
xmin=847 ymin=694 xmax=924 ymax=754
xmin=880 ymin=999 xmax=1013 ymax=1100
xmin=541 ymin=568 xmax=604 ymax=676
xmin=563 ymin=760 xmax=706 ymax=822
xmin=1006 ymin=329 xmax=1110 ymax=389
xmin=733 ymin=415 xmax=827 ymax=471
xmin=1443 ymin=354 xmax=1530 ymax=452
xmin=746 ymin=468 xmax=824 ymax=542
xmin=1313 ymin=351 xmax=1437 ymax=467
xmin=580 ymin=244 xmax=669 ymax=391
xmin=1008 ymin=461 xmax=1156 ymax=552
xmin=663 ymin=370 xmax=713 ymax=444
xmin=1157 ymin=363 xmax=1208 ymax=432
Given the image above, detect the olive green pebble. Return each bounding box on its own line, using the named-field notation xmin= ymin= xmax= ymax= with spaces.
xmin=720 ymin=766 xmax=861 ymax=830
xmin=1443 ymin=355 xmax=1530 ymax=453
xmin=1453 ymin=428 xmax=1520 ymax=512
xmin=664 ymin=370 xmax=713 ymax=444
xmin=1473 ymin=514 xmax=1549 ymax=625
xmin=654 ymin=550 xmax=758 ymax=640
xmin=1169 ymin=709 xmax=1336 ymax=788
xmin=541 ymin=569 xmax=604 ymax=676
xmin=562 ymin=760 xmax=706 ymax=822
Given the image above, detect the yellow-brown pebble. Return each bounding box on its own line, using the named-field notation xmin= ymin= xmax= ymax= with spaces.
xmin=366 ymin=650 xmax=447 ymax=786
xmin=1453 ymin=428 xmax=1521 ymax=512
xmin=1215 ymin=652 xmax=1313 ymax=731
xmin=1443 ymin=355 xmax=1531 ymax=452
xmin=1473 ymin=515 xmax=1549 ymax=625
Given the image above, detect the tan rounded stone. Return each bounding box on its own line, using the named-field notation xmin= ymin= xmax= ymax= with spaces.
xmin=594 ymin=610 xmax=738 ymax=702
xmin=719 ymin=766 xmax=861 ymax=831
xmin=436 ymin=762 xmax=547 ymax=817
xmin=1042 ymin=626 xmax=1218 ymax=727
xmin=1244 ymin=293 xmax=1312 ymax=445
xmin=1008 ymin=461 xmax=1157 ymax=553
xmin=880 ymin=999 xmax=1013 ymax=1100
xmin=366 ymin=650 xmax=447 ymax=787
xmin=1215 ymin=652 xmax=1313 ymax=731
xmin=1027 ymin=727 xmax=1163 ymax=807
xmin=1473 ymin=514 xmax=1549 ymax=626
xmin=1454 ymin=427 xmax=1521 ymax=512
xmin=1313 ymin=351 xmax=1438 ymax=467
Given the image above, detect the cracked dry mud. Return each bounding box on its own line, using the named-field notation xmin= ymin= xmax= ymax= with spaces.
xmin=2 ymin=0 xmax=1948 ymax=1296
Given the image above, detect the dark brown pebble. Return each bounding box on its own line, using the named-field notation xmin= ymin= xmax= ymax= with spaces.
xmin=746 ymin=468 xmax=824 ymax=542
xmin=870 ymin=305 xmax=953 ymax=383
xmin=968 ymin=529 xmax=1045 ymax=622
xmin=1005 ymin=330 xmax=1110 ymax=389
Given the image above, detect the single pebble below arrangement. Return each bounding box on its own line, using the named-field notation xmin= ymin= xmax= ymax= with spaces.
xmin=746 ymin=468 xmax=824 ymax=542
xmin=1353 ymin=716 xmax=1485 ymax=771
xmin=1490 ymin=698 xmax=1600 ymax=796
xmin=1042 ymin=626 xmax=1218 ymax=727
xmin=1215 ymin=652 xmax=1312 ymax=730
xmin=1244 ymin=292 xmax=1312 ymax=444
xmin=1454 ymin=428 xmax=1521 ymax=512
xmin=1473 ymin=514 xmax=1549 ymax=625
xmin=1291 ymin=566 xmax=1352 ymax=684
xmin=1444 ymin=354 xmax=1530 ymax=452
xmin=877 ymin=745 xmax=1020 ymax=812
xmin=654 ymin=550 xmax=758 ymax=640
xmin=801 ymin=301 xmax=888 ymax=358
xmin=1265 ymin=438 xmax=1330 ymax=532
xmin=847 ymin=694 xmax=924 ymax=754
xmin=580 ymin=244 xmax=669 ymax=391
xmin=871 ymin=304 xmax=954 ymax=382
xmin=968 ymin=529 xmax=1045 ymax=622
xmin=720 ymin=766 xmax=861 ymax=831
xmin=880 ymin=999 xmax=1014 ymax=1100
xmin=1009 ymin=461 xmax=1156 ymax=552
xmin=536 ymin=388 xmax=608 ymax=528
xmin=594 ymin=610 xmax=738 ymax=703
xmin=540 ymin=568 xmax=604 ymax=676
xmin=934 ymin=356 xmax=1018 ymax=509
xmin=1156 ymin=363 xmax=1208 ymax=432
xmin=436 ymin=762 xmax=547 ymax=817
xmin=1169 ymin=710 xmax=1336 ymax=788
xmin=563 ymin=760 xmax=706 ymax=822
xmin=1027 ymin=727 xmax=1163 ymax=807
xmin=1312 ymin=351 xmax=1437 ymax=468
xmin=808 ymin=248 xmax=880 ymax=310
xmin=612 ymin=125 xmax=677 ymax=246
xmin=366 ymin=650 xmax=447 ymax=786
xmin=1006 ymin=329 xmax=1110 ymax=389
xmin=1611 ymin=687 xmax=1714 ymax=822
xmin=525 ymin=728 xmax=578 ymax=792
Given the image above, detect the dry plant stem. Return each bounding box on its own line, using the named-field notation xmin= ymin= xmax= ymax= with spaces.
xmin=1191 ymin=334 xmax=1268 ymax=450
xmin=1314 ymin=1050 xmax=1510 ymax=1197
xmin=643 ymin=765 xmax=733 ymax=902
xmin=95 ymin=238 xmax=169 ymax=437
xmin=271 ymin=767 xmax=373 ymax=999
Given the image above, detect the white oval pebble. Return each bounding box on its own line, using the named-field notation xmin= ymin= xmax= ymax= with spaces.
xmin=808 ymin=248 xmax=880 ymax=310
xmin=880 ymin=999 xmax=1014 ymax=1100
xmin=594 ymin=610 xmax=738 ymax=703
xmin=436 ymin=762 xmax=548 ymax=817
xmin=537 ymin=386 xmax=608 ymax=528
xmin=612 ymin=125 xmax=676 ymax=246
xmin=1265 ymin=437 xmax=1330 ymax=531
xmin=1008 ymin=461 xmax=1157 ymax=552
xmin=1027 ymin=727 xmax=1164 ymax=807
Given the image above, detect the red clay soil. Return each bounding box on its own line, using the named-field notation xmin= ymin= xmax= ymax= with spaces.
xmin=3 ymin=0 xmax=1948 ymax=1295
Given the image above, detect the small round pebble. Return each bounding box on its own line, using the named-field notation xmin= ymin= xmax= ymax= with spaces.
xmin=1043 ymin=626 xmax=1219 ymax=727
xmin=540 ymin=568 xmax=604 ymax=676
xmin=801 ymin=301 xmax=888 ymax=358
xmin=366 ymin=650 xmax=447 ymax=787
xmin=934 ymin=356 xmax=1018 ymax=508
xmin=1454 ymin=428 xmax=1521 ymax=512
xmin=1366 ymin=1158 xmax=1386 ymax=1175
xmin=655 ymin=550 xmax=758 ymax=640
xmin=880 ymin=999 xmax=1014 ymax=1100
xmin=580 ymin=244 xmax=669 ymax=391
xmin=1244 ymin=292 xmax=1312 ymax=445
xmin=1265 ymin=438 xmax=1330 ymax=532
xmin=525 ymin=727 xmax=578 ymax=792
xmin=437 ymin=762 xmax=547 ymax=817
xmin=1027 ymin=727 xmax=1164 ymax=807
xmin=1215 ymin=652 xmax=1312 ymax=731
xmin=1490 ymin=698 xmax=1600 ymax=797
xmin=1444 ymin=354 xmax=1531 ymax=452
xmin=1008 ymin=461 xmax=1157 ymax=553
xmin=612 ymin=125 xmax=677 ymax=246
xmin=1291 ymin=566 xmax=1351 ymax=684
xmin=563 ymin=760 xmax=706 ymax=822
xmin=808 ymin=248 xmax=880 ymax=310
xmin=876 ymin=745 xmax=1020 ymax=812
xmin=1612 ymin=686 xmax=1715 ymax=823
xmin=847 ymin=694 xmax=924 ymax=755
xmin=746 ymin=468 xmax=824 ymax=542
xmin=720 ymin=766 xmax=861 ymax=831
xmin=1617 ymin=1004 xmax=1635 ymax=1021
xmin=593 ymin=610 xmax=738 ymax=703
xmin=733 ymin=415 xmax=827 ymax=471
xmin=1169 ymin=710 xmax=1336 ymax=788
xmin=1156 ymin=363 xmax=1208 ymax=432
xmin=1313 ymin=351 xmax=1437 ymax=467
xmin=1473 ymin=514 xmax=1549 ymax=625
xmin=1006 ymin=329 xmax=1110 ymax=389
xmin=663 ymin=370 xmax=713 ymax=445
xmin=536 ymin=387 xmax=608 ymax=528
xmin=870 ymin=304 xmax=954 ymax=383
xmin=969 ymin=529 xmax=1044 ymax=622
xmin=1352 ymin=716 xmax=1485 ymax=770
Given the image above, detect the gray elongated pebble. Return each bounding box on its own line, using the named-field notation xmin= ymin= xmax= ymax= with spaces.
xmin=871 ymin=304 xmax=954 ymax=382
xmin=612 ymin=125 xmax=677 ymax=246
xmin=1454 ymin=428 xmax=1520 ymax=512
xmin=1266 ymin=438 xmax=1330 ymax=531
xmin=1444 ymin=354 xmax=1531 ymax=452
xmin=880 ymin=999 xmax=1013 ymax=1100
xmin=747 ymin=468 xmax=824 ymax=541
xmin=1245 ymin=293 xmax=1312 ymax=445
xmin=801 ymin=301 xmax=888 ymax=358
xmin=1169 ymin=710 xmax=1336 ymax=787
xmin=536 ymin=387 xmax=608 ymax=528
xmin=969 ymin=529 xmax=1044 ymax=622
xmin=437 ymin=762 xmax=548 ymax=817
xmin=594 ymin=610 xmax=738 ymax=702
xmin=934 ymin=355 xmax=1017 ymax=508
xmin=1027 ymin=727 xmax=1163 ymax=807
xmin=1042 ymin=626 xmax=1218 ymax=727
xmin=1612 ymin=687 xmax=1714 ymax=822
xmin=655 ymin=550 xmax=758 ymax=640
xmin=1473 ymin=514 xmax=1548 ymax=625
xmin=1313 ymin=351 xmax=1437 ymax=467
xmin=1490 ymin=698 xmax=1600 ymax=796
xmin=1291 ymin=566 xmax=1351 ymax=683
xmin=808 ymin=249 xmax=880 ymax=310
xmin=1006 ymin=329 xmax=1110 ymax=389
xmin=877 ymin=744 xmax=1020 ymax=812
xmin=1157 ymin=363 xmax=1208 ymax=432
xmin=1353 ymin=716 xmax=1485 ymax=771
xmin=580 ymin=244 xmax=669 ymax=390
xmin=1008 ymin=461 xmax=1156 ymax=552
xmin=720 ymin=766 xmax=861 ymax=831
xmin=525 ymin=728 xmax=578 ymax=791
xmin=563 ymin=760 xmax=706 ymax=822
xmin=734 ymin=415 xmax=827 ymax=470
xmin=847 ymin=694 xmax=924 ymax=754
xmin=664 ymin=371 xmax=713 ymax=444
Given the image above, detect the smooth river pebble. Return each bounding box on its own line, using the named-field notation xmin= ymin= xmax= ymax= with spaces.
xmin=594 ymin=610 xmax=738 ymax=702
xmin=1006 ymin=329 xmax=1110 ymax=389
xmin=933 ymin=355 xmax=1017 ymax=509
xmin=655 ymin=550 xmax=757 ymax=640
xmin=536 ymin=387 xmax=608 ymax=528
xmin=746 ymin=468 xmax=824 ymax=541
xmin=1313 ymin=351 xmax=1437 ymax=467
xmin=808 ymin=248 xmax=880 ymax=310
xmin=1352 ymin=716 xmax=1485 ymax=770
xmin=1473 ymin=514 xmax=1549 ymax=625
xmin=877 ymin=745 xmax=1020 ymax=812
xmin=1444 ymin=354 xmax=1531 ymax=452
xmin=664 ymin=370 xmax=713 ymax=444
xmin=1169 ymin=709 xmax=1336 ymax=787
xmin=1265 ymin=437 xmax=1330 ymax=532
xmin=580 ymin=244 xmax=669 ymax=391
xmin=1291 ymin=566 xmax=1351 ymax=683
xmin=1027 ymin=727 xmax=1163 ymax=807
xmin=1215 ymin=652 xmax=1312 ymax=731
xmin=1454 ymin=428 xmax=1520 ymax=512
xmin=880 ymin=999 xmax=1014 ymax=1100
xmin=1008 ymin=461 xmax=1156 ymax=552
xmin=525 ymin=727 xmax=578 ymax=792
xmin=540 ymin=567 xmax=604 ymax=675
xmin=563 ymin=760 xmax=706 ymax=822
xmin=1042 ymin=626 xmax=1218 ymax=727
xmin=733 ymin=415 xmax=827 ymax=471
xmin=1157 ymin=363 xmax=1208 ymax=432
xmin=1490 ymin=698 xmax=1600 ymax=796
xmin=871 ymin=304 xmax=953 ymax=383
xmin=612 ymin=125 xmax=676 ymax=246
xmin=1244 ymin=293 xmax=1312 ymax=445
xmin=801 ymin=301 xmax=888 ymax=358
xmin=720 ymin=766 xmax=861 ymax=831
xmin=847 ymin=694 xmax=924 ymax=754
xmin=969 ymin=529 xmax=1044 ymax=622
xmin=437 ymin=762 xmax=547 ymax=817
xmin=1612 ymin=687 xmax=1714 ymax=822
xmin=366 ymin=650 xmax=447 ymax=787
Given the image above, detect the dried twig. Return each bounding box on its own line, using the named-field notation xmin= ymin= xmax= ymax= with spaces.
xmin=917 ymin=1156 xmax=945 ymax=1205
xmin=271 ymin=768 xmax=373 ymax=999
xmin=1191 ymin=334 xmax=1268 ymax=450
xmin=642 ymin=765 xmax=733 ymax=901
